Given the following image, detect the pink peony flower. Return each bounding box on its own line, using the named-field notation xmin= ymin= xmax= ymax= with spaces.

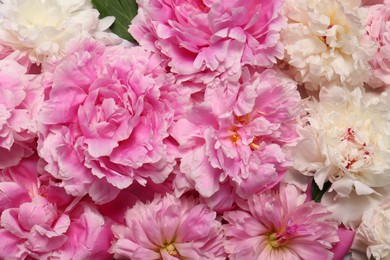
xmin=48 ymin=203 xmax=113 ymax=260
xmin=366 ymin=0 xmax=390 ymax=87
xmin=0 ymin=200 xmax=113 ymax=259
xmin=171 ymin=68 xmax=301 ymax=205
xmin=0 ymin=196 xmax=71 ymax=259
xmin=109 ymin=193 xmax=226 ymax=259
xmin=0 ymin=156 xmax=113 ymax=259
xmin=130 ymin=0 xmax=286 ymax=81
xmin=0 ymin=59 xmax=43 ymax=169
xmin=223 ymin=184 xmax=339 ymax=260
xmin=0 ymin=156 xmax=44 ymax=215
xmin=38 ymin=39 xmax=176 ymax=204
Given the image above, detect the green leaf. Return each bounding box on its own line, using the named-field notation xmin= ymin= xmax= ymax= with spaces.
xmin=92 ymin=0 xmax=138 ymax=43
xmin=312 ymin=179 xmax=332 ymax=203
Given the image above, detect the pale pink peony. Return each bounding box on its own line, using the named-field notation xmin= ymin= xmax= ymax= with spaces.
xmin=320 ymin=185 xmax=390 ymax=229
xmin=223 ymin=184 xmax=339 ymax=260
xmin=292 ymin=86 xmax=390 ymax=199
xmin=171 ymin=68 xmax=301 ymax=205
xmin=130 ymin=0 xmax=286 ymax=81
xmin=109 ymin=193 xmax=226 ymax=259
xmin=0 ymin=59 xmax=43 ymax=169
xmin=0 ymin=0 xmax=120 ymax=65
xmin=366 ymin=0 xmax=390 ymax=87
xmin=0 ymin=156 xmax=113 ymax=259
xmin=355 ymin=201 xmax=390 ymax=259
xmin=38 ymin=39 xmax=177 ymax=204
xmin=281 ymin=0 xmax=377 ymax=91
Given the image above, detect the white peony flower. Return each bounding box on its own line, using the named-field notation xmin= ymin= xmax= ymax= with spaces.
xmin=356 ymin=202 xmax=390 ymax=259
xmin=292 ymin=85 xmax=390 ymax=198
xmin=320 ymin=185 xmax=390 ymax=229
xmin=281 ymin=0 xmax=377 ymax=91
xmin=0 ymin=0 xmax=120 ymax=64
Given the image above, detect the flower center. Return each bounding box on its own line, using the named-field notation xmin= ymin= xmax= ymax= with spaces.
xmin=228 ymin=114 xmax=261 ymax=150
xmin=338 ymin=128 xmax=373 ymax=170
xmin=12 ymin=0 xmax=64 ymax=29
xmin=162 ymin=243 xmax=180 ymax=258
xmin=320 ymin=24 xmax=334 ymax=44
xmin=268 ymin=232 xmax=287 ymax=248
xmin=229 ymin=128 xmax=240 ymax=144
xmin=267 ymin=225 xmax=302 ymax=249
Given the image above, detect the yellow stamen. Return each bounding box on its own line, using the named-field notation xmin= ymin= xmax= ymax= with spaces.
xmin=162 ymin=243 xmax=179 ymax=257
xmin=230 ymin=134 xmax=239 ymax=144
xmin=236 ymin=114 xmax=251 ymax=125
xmin=249 ymin=142 xmax=260 ymax=150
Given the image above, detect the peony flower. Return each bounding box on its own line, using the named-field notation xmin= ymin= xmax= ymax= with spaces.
xmin=38 ymin=39 xmax=176 ymax=204
xmin=292 ymin=86 xmax=390 ymax=198
xmin=0 ymin=196 xmax=71 ymax=259
xmin=48 ymin=203 xmax=113 ymax=260
xmin=0 ymin=156 xmax=112 ymax=259
xmin=223 ymin=184 xmax=339 ymax=260
xmin=281 ymin=0 xmax=376 ymax=91
xmin=0 ymin=200 xmax=112 ymax=259
xmin=355 ymin=202 xmax=390 ymax=259
xmin=171 ymin=68 xmax=301 ymax=204
xmin=0 ymin=156 xmax=44 ymax=215
xmin=130 ymin=0 xmax=286 ymax=81
xmin=366 ymin=0 xmax=390 ymax=88
xmin=320 ymin=184 xmax=390 ymax=229
xmin=0 ymin=0 xmax=120 ymax=65
xmin=0 ymin=59 xmax=43 ymax=169
xmin=109 ymin=193 xmax=226 ymax=259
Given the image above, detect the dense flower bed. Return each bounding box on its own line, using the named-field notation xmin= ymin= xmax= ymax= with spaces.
xmin=0 ymin=0 xmax=389 ymax=259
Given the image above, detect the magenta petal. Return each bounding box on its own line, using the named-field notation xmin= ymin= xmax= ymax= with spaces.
xmin=331 ymin=227 xmax=355 ymax=260
xmin=18 ymin=200 xmax=57 ymax=230
xmin=85 ymin=138 xmax=118 ymax=157
xmin=0 ymin=229 xmax=22 ymax=258
xmin=26 ymin=228 xmax=68 ymax=253
xmin=39 ymin=87 xmax=86 ymax=125
xmin=180 ymin=146 xmax=220 ymax=197
xmin=0 ymin=182 xmax=30 ymax=211
xmin=88 ymin=178 xmax=120 ymax=204
xmin=1 ymin=209 xmax=27 ymax=238
xmin=0 ymin=144 xmax=32 ymax=169
xmin=177 ymin=205 xmax=215 ymax=242
xmin=64 ymin=205 xmax=112 ymax=259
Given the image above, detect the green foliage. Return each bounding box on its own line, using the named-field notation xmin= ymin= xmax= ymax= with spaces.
xmin=312 ymin=179 xmax=332 ymax=203
xmin=92 ymin=0 xmax=138 ymax=43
